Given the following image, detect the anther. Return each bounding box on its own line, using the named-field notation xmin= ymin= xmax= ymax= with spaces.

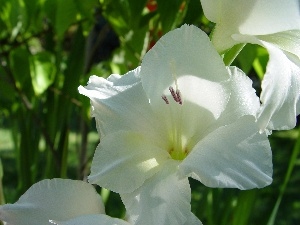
xmin=169 ymin=87 xmax=177 ymax=102
xmin=162 ymin=95 xmax=169 ymax=104
xmin=176 ymin=89 xmax=182 ymax=105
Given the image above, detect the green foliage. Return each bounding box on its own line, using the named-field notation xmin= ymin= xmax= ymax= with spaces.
xmin=156 ymin=0 xmax=183 ymax=32
xmin=29 ymin=51 xmax=56 ymax=95
xmin=0 ymin=0 xmax=299 ymax=224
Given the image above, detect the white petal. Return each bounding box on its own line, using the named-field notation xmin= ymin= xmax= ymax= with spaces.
xmin=140 ymin=24 xmax=232 ymax=142
xmin=140 ymin=24 xmax=230 ymax=109
xmin=238 ymin=0 xmax=300 ymax=35
xmin=50 ymin=214 xmax=130 ymax=225
xmin=258 ymin=30 xmax=300 ymax=59
xmin=121 ymin=160 xmax=191 ymax=225
xmin=0 ymin=179 xmax=104 ymax=225
xmin=150 ymin=75 xmax=231 ymax=150
xmin=179 ymin=116 xmax=272 ymax=189
xmin=257 ymin=42 xmax=300 ymax=131
xmin=183 ymin=213 xmax=203 ymax=225
xmin=207 ymin=0 xmax=300 ymax=52
xmin=88 ymin=131 xmax=170 ymax=194
xmin=192 ymin=67 xmax=260 ymax=141
xmin=78 ymin=67 xmax=161 ymax=139
xmin=230 ymin=34 xmax=300 ymax=131
xmin=199 ymin=0 xmax=221 ymax=22
xmin=216 ymin=66 xmax=260 ymax=125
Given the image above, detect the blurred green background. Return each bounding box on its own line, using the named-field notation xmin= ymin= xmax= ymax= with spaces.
xmin=0 ymin=0 xmax=299 ymax=224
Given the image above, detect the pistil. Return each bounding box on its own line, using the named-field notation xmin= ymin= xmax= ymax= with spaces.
xmin=161 ymin=86 xmax=187 ymax=160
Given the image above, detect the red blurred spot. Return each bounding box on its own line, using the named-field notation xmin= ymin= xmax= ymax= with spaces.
xmin=146 ymin=0 xmax=157 ymax=12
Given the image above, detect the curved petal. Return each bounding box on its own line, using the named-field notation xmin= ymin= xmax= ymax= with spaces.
xmin=207 ymin=0 xmax=300 ymax=52
xmin=256 ymin=42 xmax=300 ymax=131
xmin=50 ymin=214 xmax=130 ymax=225
xmin=199 ymin=0 xmax=221 ymax=22
xmin=237 ymin=0 xmax=300 ymax=35
xmin=140 ymin=24 xmax=230 ymax=108
xmin=179 ymin=116 xmax=273 ymax=189
xmin=78 ymin=67 xmax=161 ymax=139
xmin=214 ymin=66 xmax=260 ymax=127
xmin=121 ymin=160 xmax=191 ymax=225
xmin=231 ymin=34 xmax=300 ymax=131
xmin=258 ymin=30 xmax=300 ymax=59
xmin=88 ymin=131 xmax=170 ymax=194
xmin=0 ymin=179 xmax=104 ymax=225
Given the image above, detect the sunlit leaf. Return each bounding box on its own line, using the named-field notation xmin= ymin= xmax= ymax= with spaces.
xmin=236 ymin=44 xmax=258 ymax=74
xmin=29 ymin=51 xmax=56 ymax=96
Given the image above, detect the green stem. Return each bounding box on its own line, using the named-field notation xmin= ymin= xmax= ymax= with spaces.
xmin=223 ymin=44 xmax=246 ymax=66
xmin=232 ymin=189 xmax=257 ymax=225
xmin=267 ymin=129 xmax=300 ymax=225
xmin=0 ymin=159 xmax=5 ymax=205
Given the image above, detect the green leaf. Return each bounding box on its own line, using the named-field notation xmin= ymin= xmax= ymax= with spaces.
xmin=124 ymin=26 xmax=149 ymax=64
xmin=0 ymin=66 xmax=15 ymax=103
xmin=103 ymin=0 xmax=130 ymax=32
xmin=9 ymin=47 xmax=33 ymax=95
xmin=156 ymin=0 xmax=183 ymax=32
xmin=55 ymin=0 xmax=77 ymax=39
xmin=74 ymin=0 xmax=98 ymax=21
xmin=253 ymin=46 xmax=268 ymax=80
xmin=223 ymin=43 xmax=246 ymax=66
xmin=22 ymin=0 xmax=45 ymax=32
xmin=267 ymin=128 xmax=300 ymax=225
xmin=0 ymin=0 xmax=24 ymax=39
xmin=182 ymin=0 xmax=203 ymax=25
xmin=43 ymin=0 xmax=57 ymax=25
xmin=127 ymin=0 xmax=148 ymax=28
xmin=29 ymin=51 xmax=56 ymax=95
xmin=57 ymin=25 xmax=85 ymax=127
xmin=232 ymin=190 xmax=257 ymax=225
xmin=236 ymin=44 xmax=257 ymax=74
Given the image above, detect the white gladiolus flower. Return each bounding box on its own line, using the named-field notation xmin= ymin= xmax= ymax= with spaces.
xmin=0 ymin=178 xmax=201 ymax=225
xmin=79 ymin=25 xmax=272 ymax=225
xmin=200 ymin=0 xmax=300 ymax=131
xmin=0 ymin=179 xmax=129 ymax=225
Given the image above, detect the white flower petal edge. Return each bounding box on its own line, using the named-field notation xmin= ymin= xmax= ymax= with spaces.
xmin=78 ymin=67 xmax=163 ymax=139
xmin=258 ymin=30 xmax=300 ymax=58
xmin=233 ymin=34 xmax=300 ymax=131
xmin=256 ymin=43 xmax=300 ymax=131
xmin=0 ymin=179 xmax=104 ymax=225
xmin=184 ymin=212 xmax=203 ymax=225
xmin=213 ymin=66 xmax=260 ymax=127
xmin=88 ymin=130 xmax=170 ymax=193
xmin=200 ymin=0 xmax=300 ymax=53
xmin=50 ymin=214 xmax=130 ymax=225
xmin=121 ymin=160 xmax=197 ymax=225
xmin=180 ymin=115 xmax=272 ymax=189
xmin=185 ymin=66 xmax=272 ymax=189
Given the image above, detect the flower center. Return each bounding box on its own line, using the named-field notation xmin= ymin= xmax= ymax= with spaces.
xmin=161 ymin=86 xmax=188 ymax=160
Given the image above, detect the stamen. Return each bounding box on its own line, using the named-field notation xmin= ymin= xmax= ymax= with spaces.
xmin=161 ymin=95 xmax=169 ymax=104
xmin=176 ymin=89 xmax=182 ymax=105
xmin=168 ymin=86 xmax=183 ymax=105
xmin=169 ymin=87 xmax=177 ymax=102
